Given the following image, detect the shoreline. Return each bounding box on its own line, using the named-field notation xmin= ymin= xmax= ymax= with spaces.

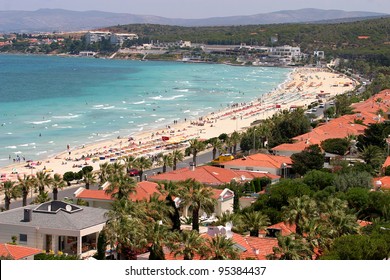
xmin=0 ymin=65 xmax=357 ymax=181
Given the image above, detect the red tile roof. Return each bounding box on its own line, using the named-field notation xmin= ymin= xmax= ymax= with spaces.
xmin=223 ymin=153 xmax=292 ymax=168
xmin=373 ymin=176 xmax=390 ymax=190
xmin=382 ymin=156 xmax=390 ymax=169
xmin=271 ymin=89 xmax=390 ymax=154
xmin=149 ymin=165 xmax=279 ymax=186
xmin=164 ymin=231 xmax=278 ymax=260
xmin=260 ymin=222 xmax=296 ymax=236
xmin=0 ymin=243 xmax=42 ymax=260
xmin=75 ymin=181 xmax=163 ymax=202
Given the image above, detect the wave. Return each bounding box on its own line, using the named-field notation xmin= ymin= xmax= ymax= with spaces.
xmin=28 ymin=119 xmax=52 ymax=125
xmin=53 ymin=114 xmax=80 ymax=119
xmin=155 ymin=118 xmax=166 ymax=123
xmin=150 ymin=94 xmax=185 ymax=101
xmin=133 ymin=100 xmax=145 ymax=105
xmin=137 ymin=123 xmax=148 ymax=127
xmin=36 ymin=151 xmax=47 ymax=156
xmin=175 ymin=89 xmax=189 ymax=92
xmin=57 ymin=126 xmax=73 ymax=129
xmin=19 ymin=143 xmax=29 ymax=147
xmin=183 ymin=110 xmax=191 ymax=113
xmin=5 ymin=145 xmax=17 ymax=149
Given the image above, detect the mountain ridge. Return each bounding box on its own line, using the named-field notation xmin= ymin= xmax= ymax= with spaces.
xmin=0 ymin=8 xmax=387 ymax=33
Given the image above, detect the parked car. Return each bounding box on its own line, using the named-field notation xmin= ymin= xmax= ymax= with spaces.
xmin=128 ymin=169 xmax=140 ymax=176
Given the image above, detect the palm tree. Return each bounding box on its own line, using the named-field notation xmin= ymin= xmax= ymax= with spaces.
xmin=167 ymin=230 xmax=205 ymax=260
xmin=171 ymin=149 xmax=184 ymax=171
xmin=188 ymin=139 xmax=206 ymax=167
xmin=360 ymin=145 xmax=385 ymax=170
xmin=32 ymin=191 xmax=51 ymax=204
xmin=105 ymin=173 xmax=137 ymax=201
xmin=160 ymin=153 xmax=173 ymax=173
xmin=17 ymin=174 xmax=35 ymax=206
xmin=104 ymin=208 xmax=147 ymax=260
xmin=178 ymin=179 xmax=217 ymax=231
xmin=209 ymin=137 xmax=222 ymax=160
xmin=83 ymin=171 xmax=97 ymax=190
xmin=110 ymin=161 xmax=125 ymax=176
xmin=98 ymin=162 xmax=111 ymax=184
xmin=230 ymin=131 xmax=241 ymax=155
xmin=123 ymin=155 xmax=136 ymax=173
xmin=242 ymin=211 xmax=270 ymax=237
xmin=282 ymin=195 xmax=318 ymax=236
xmin=203 ymin=234 xmax=240 ymax=260
xmin=267 ymin=234 xmax=313 ymax=260
xmin=157 ymin=181 xmax=181 ymax=231
xmin=35 ymin=171 xmax=53 ymax=196
xmin=2 ymin=180 xmax=20 ymax=210
xmin=215 ymin=212 xmax=244 ymax=233
xmin=50 ymin=173 xmax=66 ymax=201
xmin=146 ymin=221 xmax=170 ymax=260
xmin=133 ymin=156 xmax=152 ymax=182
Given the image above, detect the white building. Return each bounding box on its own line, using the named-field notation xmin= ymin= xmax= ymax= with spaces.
xmin=85 ymin=31 xmax=111 ymax=44
xmin=110 ymin=33 xmax=139 ymax=45
xmin=269 ymin=45 xmax=301 ymax=61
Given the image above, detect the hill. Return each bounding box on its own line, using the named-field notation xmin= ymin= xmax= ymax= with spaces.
xmin=0 ymin=8 xmax=387 ymax=33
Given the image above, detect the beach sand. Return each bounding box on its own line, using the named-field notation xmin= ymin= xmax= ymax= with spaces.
xmin=0 ymin=66 xmax=357 ymax=181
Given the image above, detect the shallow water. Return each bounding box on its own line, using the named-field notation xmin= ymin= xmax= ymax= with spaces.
xmin=0 ymin=54 xmax=291 ymax=167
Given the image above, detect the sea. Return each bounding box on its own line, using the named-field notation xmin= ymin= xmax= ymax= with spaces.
xmin=0 ymin=54 xmax=292 ymax=168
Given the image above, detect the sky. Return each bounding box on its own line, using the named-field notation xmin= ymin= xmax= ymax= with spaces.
xmin=0 ymin=0 xmax=389 ymax=18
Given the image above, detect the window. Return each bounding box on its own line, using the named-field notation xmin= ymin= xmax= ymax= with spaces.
xmin=19 ymin=234 xmax=27 ymax=243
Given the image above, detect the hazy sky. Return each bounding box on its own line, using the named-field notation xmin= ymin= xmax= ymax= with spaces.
xmin=0 ymin=0 xmax=389 ymax=18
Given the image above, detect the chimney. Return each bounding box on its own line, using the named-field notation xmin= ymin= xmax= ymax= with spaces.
xmin=189 ymin=162 xmax=196 ymax=171
xmin=24 ymin=209 xmax=32 ymax=222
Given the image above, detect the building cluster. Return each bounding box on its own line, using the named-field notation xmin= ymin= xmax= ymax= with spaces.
xmin=85 ymin=31 xmax=139 ymax=45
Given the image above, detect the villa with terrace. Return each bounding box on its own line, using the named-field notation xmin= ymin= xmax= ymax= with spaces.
xmin=0 ymin=201 xmax=108 ymax=258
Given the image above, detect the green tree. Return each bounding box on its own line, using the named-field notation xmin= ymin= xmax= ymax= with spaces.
xmin=83 ymin=171 xmax=97 ymax=190
xmin=178 ymin=179 xmax=217 ymax=232
xmin=188 ymin=139 xmax=206 ymax=167
xmin=242 ymin=211 xmax=270 ymax=237
xmin=50 ymin=173 xmax=66 ymax=201
xmin=17 ymin=174 xmax=35 ymax=206
xmin=171 ymin=149 xmax=184 ymax=171
xmin=208 ymin=137 xmax=222 ymax=160
xmin=160 ymin=153 xmax=173 ymax=173
xmin=321 ymin=138 xmax=349 ymax=155
xmin=134 ymin=156 xmax=152 ymax=182
xmin=333 ymin=171 xmax=373 ymax=192
xmin=105 ymin=173 xmax=137 ymax=201
xmin=157 ymin=181 xmax=181 ymax=231
xmin=35 ymin=171 xmax=53 ymax=196
xmin=282 ymin=195 xmax=318 ymax=236
xmin=291 ymin=144 xmax=325 ymax=176
xmin=303 ymin=170 xmax=335 ymax=192
xmin=267 ymin=235 xmax=313 ymax=260
xmin=167 ymin=230 xmax=205 ymax=260
xmin=63 ymin=171 xmax=75 ymax=186
xmin=203 ymin=234 xmax=240 ymax=260
xmin=2 ymin=180 xmax=20 ymax=210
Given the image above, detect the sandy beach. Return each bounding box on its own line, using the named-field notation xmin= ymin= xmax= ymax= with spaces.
xmin=0 ymin=66 xmax=357 ymax=181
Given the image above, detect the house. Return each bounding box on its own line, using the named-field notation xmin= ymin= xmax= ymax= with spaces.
xmin=222 ymin=153 xmax=292 ymax=178
xmin=272 ymin=89 xmax=390 ymax=157
xmin=0 ymin=243 xmax=42 ymax=260
xmin=149 ymin=165 xmax=280 ymax=187
xmin=0 ymin=201 xmax=107 ymax=258
xmin=74 ymin=181 xmax=163 ymax=209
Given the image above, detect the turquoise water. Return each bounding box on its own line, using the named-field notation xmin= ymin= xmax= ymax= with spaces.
xmin=0 ymin=54 xmax=291 ymax=167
